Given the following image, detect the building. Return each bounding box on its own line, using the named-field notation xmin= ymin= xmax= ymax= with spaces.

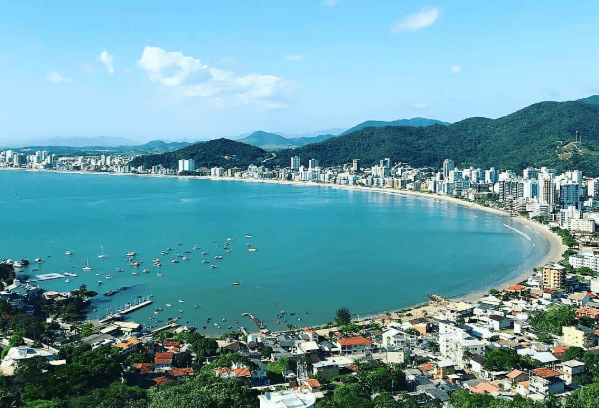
xmin=308 ymin=159 xmax=319 ymax=170
xmin=563 ymin=325 xmax=597 ymax=348
xmin=290 ymin=156 xmax=300 ymax=171
xmin=258 ymin=390 xmax=315 ymax=408
xmin=442 ymin=159 xmax=455 ymax=179
xmin=352 ymin=159 xmax=360 ymax=172
xmin=439 ymin=329 xmax=485 ymax=369
xmin=542 ymin=264 xmax=565 ymax=290
xmin=570 ymin=250 xmax=599 ymax=272
xmin=335 ymin=336 xmax=375 ymax=355
xmin=178 ymin=159 xmax=195 ymax=173
xmin=560 ymin=360 xmax=586 ymax=385
xmin=529 ymin=368 xmax=565 ymax=395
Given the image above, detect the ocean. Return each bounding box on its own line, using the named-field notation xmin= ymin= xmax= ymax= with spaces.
xmin=0 ymin=170 xmax=550 ymax=334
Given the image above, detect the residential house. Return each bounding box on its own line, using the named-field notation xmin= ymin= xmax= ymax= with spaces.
xmin=258 ymin=390 xmax=315 ymax=408
xmin=568 ymin=292 xmax=591 ymax=307
xmin=335 ymin=336 xmax=375 ymax=355
xmin=563 ymin=325 xmax=597 ymax=348
xmin=559 ymin=360 xmax=586 ymax=385
xmin=576 ymin=307 xmax=599 ymax=323
xmin=469 ymin=381 xmax=500 ymax=395
xmin=506 ymin=369 xmax=529 ymax=384
xmin=312 ymin=360 xmax=339 ymax=380
xmin=488 ymin=315 xmax=512 ymax=331
xmin=529 ymin=368 xmax=565 ymax=395
xmin=434 ymin=360 xmax=455 ymax=380
xmin=154 ymin=352 xmax=174 ymax=371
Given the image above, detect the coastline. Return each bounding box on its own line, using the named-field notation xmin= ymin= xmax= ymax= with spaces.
xmin=1 ymin=168 xmax=567 ymax=322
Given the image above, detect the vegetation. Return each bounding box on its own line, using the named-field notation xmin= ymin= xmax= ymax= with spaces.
xmin=129 ymin=138 xmax=269 ymax=170
xmin=483 ymin=348 xmax=541 ymax=371
xmin=335 ymin=307 xmax=352 ymax=326
xmin=529 ymin=304 xmax=576 ymax=336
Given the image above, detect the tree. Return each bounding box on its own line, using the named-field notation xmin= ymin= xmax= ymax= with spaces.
xmin=565 ymin=383 xmax=599 ymax=408
xmin=335 ymin=307 xmax=352 ymax=326
xmin=564 ymin=347 xmax=585 ymax=362
xmin=260 ymin=346 xmax=273 ymax=359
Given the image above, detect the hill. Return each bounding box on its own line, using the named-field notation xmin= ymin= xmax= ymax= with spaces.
xmin=238 ymin=131 xmax=336 ymax=150
xmin=272 ymin=99 xmax=599 ymax=176
xmin=340 ymin=117 xmax=450 ymax=135
xmin=129 ymin=138 xmax=268 ymax=170
xmin=578 ymin=95 xmax=599 ymax=107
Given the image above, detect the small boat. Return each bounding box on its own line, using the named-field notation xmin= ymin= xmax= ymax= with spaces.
xmin=98 ymin=246 xmax=106 ymax=258
xmin=194 ymin=304 xmax=201 ymax=308
xmin=179 ymin=299 xmax=184 ymax=303
xmin=228 ymin=325 xmax=232 ymax=329
xmin=96 ymin=273 xmax=101 ymax=276
xmin=82 ymin=256 xmax=92 ymax=271
xmin=232 ymin=282 xmax=241 ymax=286
xmin=203 ymin=326 xmax=207 ymax=329
xmin=221 ymin=317 xmax=226 ymax=322
xmin=65 ymin=250 xmax=73 ymax=256
xmin=64 ymin=272 xmax=78 ymax=277
xmin=157 ymin=273 xmax=163 ymax=277
xmin=210 ymin=265 xmax=217 ymax=269
xmin=276 ymin=320 xmax=280 ymax=324
xmin=131 ymin=271 xmax=138 ymax=275
xmin=116 ymin=267 xmax=124 ymax=272
xmin=153 ymin=258 xmax=160 ymax=262
xmin=193 ymin=245 xmax=199 ymax=250
xmin=297 ymin=318 xmax=301 ymax=321
xmin=290 ymin=312 xmax=296 ymax=316
xmin=176 ymin=253 xmax=182 ymax=258
xmin=65 ymin=278 xmax=70 ymax=283
xmin=155 ymin=307 xmax=164 ymax=311
xmin=245 ymin=234 xmax=251 ymax=238
xmin=97 ymin=280 xmax=102 ymax=285
xmin=167 ymin=247 xmax=173 ymax=251
xmin=179 ymin=309 xmax=184 ymax=313
xmin=161 ymin=250 xmax=169 ymax=255
xmin=202 ymin=260 xmax=209 ymax=264
xmin=184 ymin=250 xmax=191 ymax=254
xmin=34 ymin=257 xmax=42 ymax=264
xmin=131 ymin=262 xmax=140 ymax=267
xmin=248 ymin=248 xmax=257 ymax=252
xmin=105 ymin=275 xmax=113 ymax=279
xmin=166 ymin=303 xmax=172 ymax=307
xmin=171 ymin=259 xmax=179 ymax=264
xmin=246 ymin=243 xmax=252 ymax=247
xmin=143 ymin=269 xmax=150 ymax=273
xmin=104 ymin=290 xmax=116 ymax=296
xmin=215 ymin=255 xmax=223 ymax=260
xmin=182 ymin=256 xmax=189 ymax=260
xmin=202 ymin=252 xmax=208 ymax=256
xmin=225 ymin=249 xmax=232 ymax=253
xmin=32 ymin=268 xmax=39 ymax=272
xmin=126 ymin=251 xmax=136 ymax=257
xmin=178 ymin=237 xmax=182 ymax=246
xmin=234 ymin=319 xmax=238 ymax=323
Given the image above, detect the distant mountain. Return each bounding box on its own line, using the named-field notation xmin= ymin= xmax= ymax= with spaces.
xmin=36 ymin=136 xmax=138 ymax=147
xmin=340 ymin=118 xmax=451 ymax=135
xmin=129 ymin=138 xmax=268 ymax=170
xmin=271 ymin=98 xmax=599 ymax=176
xmin=578 ymin=95 xmax=599 ymax=107
xmin=139 ymin=140 xmax=190 ymax=152
xmin=238 ymin=131 xmax=336 ymax=150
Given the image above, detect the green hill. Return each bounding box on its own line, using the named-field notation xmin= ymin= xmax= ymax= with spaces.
xmin=129 ymin=138 xmax=268 ymax=170
xmin=340 ymin=117 xmax=450 ymax=135
xmin=238 ymin=131 xmax=336 ymax=150
xmin=272 ymin=99 xmax=599 ymax=175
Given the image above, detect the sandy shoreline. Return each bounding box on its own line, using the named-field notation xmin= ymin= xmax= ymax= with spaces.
xmin=2 ymin=168 xmax=567 ymax=315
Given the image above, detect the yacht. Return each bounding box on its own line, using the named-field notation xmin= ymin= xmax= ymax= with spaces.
xmin=152 ymin=258 xmax=160 ymax=263
xmin=116 ymin=267 xmax=124 ymax=272
xmin=182 ymin=256 xmax=189 ymax=261
xmin=97 ymin=281 xmax=102 ymax=285
xmin=179 ymin=299 xmax=184 ymax=303
xmin=179 ymin=309 xmax=184 ymax=313
xmin=64 ymin=272 xmax=78 ymax=277
xmin=34 ymin=257 xmax=43 ymax=264
xmin=105 ymin=275 xmax=113 ymax=279
xmin=245 ymin=234 xmax=252 ymax=238
xmin=143 ymin=269 xmax=150 ymax=273
xmin=215 ymin=255 xmax=223 ymax=259
xmin=184 ymin=250 xmax=191 ymax=254
xmin=210 ymin=265 xmax=217 ymax=269
xmin=202 ymin=260 xmax=209 ymax=264
xmin=232 ymin=281 xmax=241 ymax=286
xmin=131 ymin=271 xmax=138 ymax=275
xmin=202 ymin=252 xmax=208 ymax=255
xmin=96 ymin=273 xmax=101 ymax=276
xmin=131 ymin=261 xmax=140 ymax=267
xmin=166 ymin=303 xmax=172 ymax=307
xmin=98 ymin=246 xmax=106 ymax=258
xmin=65 ymin=278 xmax=70 ymax=283
xmin=178 ymin=237 xmax=182 ymax=246
xmin=82 ymin=256 xmax=92 ymax=271
xmin=171 ymin=259 xmax=179 ymax=264
xmin=161 ymin=250 xmax=169 ymax=255
xmin=157 ymin=273 xmax=163 ymax=277
xmin=65 ymin=250 xmax=73 ymax=256
xmin=221 ymin=317 xmax=226 ymax=322
xmin=126 ymin=251 xmax=136 ymax=257
xmin=248 ymin=248 xmax=257 ymax=252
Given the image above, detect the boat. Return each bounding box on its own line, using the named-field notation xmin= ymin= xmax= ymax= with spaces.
xmin=171 ymin=259 xmax=179 ymax=264
xmin=184 ymin=250 xmax=191 ymax=254
xmin=228 ymin=325 xmax=232 ymax=329
xmin=210 ymin=265 xmax=217 ymax=269
xmin=246 ymin=243 xmax=252 ymax=247
xmin=248 ymin=248 xmax=257 ymax=252
xmin=104 ymin=290 xmax=116 ymax=296
xmin=166 ymin=303 xmax=172 ymax=307
xmin=131 ymin=271 xmax=138 ymax=275
xmin=178 ymin=237 xmax=182 ymax=246
xmin=167 ymin=247 xmax=173 ymax=251
xmin=202 ymin=260 xmax=209 ymax=264
xmin=225 ymin=249 xmax=232 ymax=253
xmin=179 ymin=299 xmax=184 ymax=303
xmin=143 ymin=269 xmax=150 ymax=273
xmin=161 ymin=250 xmax=169 ymax=255
xmin=95 ymin=273 xmax=101 ymax=276
xmin=202 ymin=252 xmax=208 ymax=255
xmin=105 ymin=275 xmax=112 ymax=279
xmin=32 ymin=268 xmax=39 ymax=272
xmin=232 ymin=281 xmax=241 ymax=286
xmin=182 ymin=256 xmax=189 ymax=260
xmin=194 ymin=304 xmax=201 ymax=308
xmin=153 ymin=258 xmax=160 ymax=262
xmin=65 ymin=250 xmax=73 ymax=256
xmin=179 ymin=309 xmax=184 ymax=313
xmin=98 ymin=246 xmax=106 ymax=258
xmin=64 ymin=272 xmax=78 ymax=277
xmin=245 ymin=234 xmax=251 ymax=238
xmin=82 ymin=256 xmax=92 ymax=271
xmin=131 ymin=262 xmax=140 ymax=267
xmin=65 ymin=278 xmax=70 ymax=283
xmin=215 ymin=255 xmax=223 ymax=259
xmin=276 ymin=320 xmax=280 ymax=324
xmin=155 ymin=307 xmax=163 ymax=311
xmin=157 ymin=273 xmax=163 ymax=277
xmin=176 ymin=253 xmax=182 ymax=257
xmin=116 ymin=267 xmax=124 ymax=272
xmin=221 ymin=317 xmax=226 ymax=322
xmin=34 ymin=257 xmax=42 ymax=264
xmin=193 ymin=245 xmax=199 ymax=250
xmin=234 ymin=319 xmax=238 ymax=323
xmin=97 ymin=280 xmax=102 ymax=285
xmin=126 ymin=251 xmax=136 ymax=257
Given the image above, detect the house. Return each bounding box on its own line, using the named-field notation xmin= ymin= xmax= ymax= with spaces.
xmin=439 ymin=328 xmax=486 ymax=369
xmin=560 ymin=360 xmax=585 ymax=385
xmin=153 ymin=376 xmax=176 ymax=388
xmin=133 ymin=363 xmax=154 ymax=373
xmin=154 ymin=352 xmax=174 ymax=371
xmin=335 ymin=336 xmax=375 ymax=355
xmin=469 ymin=381 xmax=500 ymax=395
xmin=529 ymin=368 xmax=565 ymax=395
xmin=434 ymin=360 xmax=455 ymax=379
xmin=504 ymin=284 xmax=527 ymax=295
xmin=115 ymin=337 xmax=140 ymax=354
xmin=303 ymin=378 xmax=321 ymax=393
xmin=469 ymin=354 xmax=487 ymax=375
xmin=551 ymin=346 xmax=569 ymax=361
xmin=0 ymin=346 xmax=54 ymax=369
xmin=488 ymin=315 xmax=512 ymax=331
xmin=169 ymin=367 xmax=194 ymax=380
xmin=575 ymin=307 xmax=599 ymax=323
xmin=568 ymin=293 xmax=591 ymax=307
xmin=563 ymin=325 xmax=597 ymax=348
xmin=258 ymin=390 xmax=315 ymax=408
xmin=506 ymin=369 xmax=529 ymax=384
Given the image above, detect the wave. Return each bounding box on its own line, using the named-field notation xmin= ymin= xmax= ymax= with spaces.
xmin=503 ymin=223 xmax=532 ymax=241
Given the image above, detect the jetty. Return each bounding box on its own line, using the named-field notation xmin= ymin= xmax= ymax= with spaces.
xmin=99 ymin=298 xmax=153 ymax=323
xmin=244 ymin=313 xmax=270 ymax=334
xmin=149 ymin=322 xmax=179 ymax=333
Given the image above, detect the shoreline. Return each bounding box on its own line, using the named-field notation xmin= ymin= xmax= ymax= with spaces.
xmin=0 ymin=168 xmax=567 ymax=324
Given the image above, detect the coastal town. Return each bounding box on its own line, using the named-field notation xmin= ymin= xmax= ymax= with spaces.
xmin=3 ymin=149 xmax=599 ymax=407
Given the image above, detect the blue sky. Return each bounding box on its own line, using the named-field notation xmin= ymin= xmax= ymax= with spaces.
xmin=1 ymin=0 xmax=599 ymax=144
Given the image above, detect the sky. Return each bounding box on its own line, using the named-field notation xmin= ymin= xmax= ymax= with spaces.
xmin=1 ymin=0 xmax=599 ymax=144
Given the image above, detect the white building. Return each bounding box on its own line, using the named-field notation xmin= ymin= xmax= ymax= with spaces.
xmin=258 ymin=390 xmax=315 ymax=408
xmin=178 ymin=159 xmax=195 ymax=173
xmin=439 ymin=328 xmax=486 ymax=369
xmin=290 ymin=156 xmax=300 ymax=171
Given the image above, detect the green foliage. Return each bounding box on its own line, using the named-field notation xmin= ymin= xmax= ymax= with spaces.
xmin=484 ymin=348 xmax=540 ymax=371
xmin=266 ymin=356 xmax=290 ymax=375
xmin=129 ymin=138 xmax=268 ymax=170
xmin=339 ymin=323 xmax=360 ymax=334
xmin=536 ymin=332 xmax=554 ymax=344
xmin=577 ymin=267 xmax=598 ymax=277
xmin=529 ymin=304 xmax=576 ymax=335
xmin=563 ymin=346 xmax=585 ymax=362
xmin=260 ymin=346 xmax=273 ymax=359
xmin=564 ymin=383 xmax=599 ymax=408
xmin=0 ymin=263 xmax=16 ymax=284
xmin=335 ymin=307 xmax=352 ymax=326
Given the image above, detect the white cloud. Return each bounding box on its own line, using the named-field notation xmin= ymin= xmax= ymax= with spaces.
xmin=137 ymin=46 xmax=206 ymax=86
xmin=283 ymin=54 xmax=305 ymax=61
xmin=138 ymin=46 xmax=295 ymax=109
xmin=450 ymin=65 xmax=462 ymax=74
xmin=325 ymin=0 xmax=341 ymax=7
xmin=46 ymin=72 xmax=71 ymax=83
xmin=410 ymin=102 xmax=428 ymax=110
xmin=99 ymin=51 xmax=114 ymax=74
xmin=391 ymin=6 xmax=440 ymax=34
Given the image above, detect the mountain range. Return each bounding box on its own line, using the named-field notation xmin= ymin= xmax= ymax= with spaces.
xmin=131 ymin=95 xmax=599 ymax=176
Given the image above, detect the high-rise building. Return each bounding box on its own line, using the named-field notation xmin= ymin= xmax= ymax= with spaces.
xmin=352 ymin=159 xmax=360 ymax=172
xmin=308 ymin=159 xmax=319 ymax=170
xmin=542 ymin=263 xmax=565 ymax=290
xmin=178 ymin=159 xmax=195 ymax=173
xmin=443 ymin=159 xmax=455 ymax=179
xmin=290 ymin=156 xmax=300 ymax=171
xmin=560 ymin=182 xmax=580 ymax=209
xmin=539 ymin=174 xmax=555 ymax=204
xmin=380 ymin=158 xmax=391 ymax=169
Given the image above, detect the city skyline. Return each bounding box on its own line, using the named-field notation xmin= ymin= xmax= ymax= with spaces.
xmin=1 ymin=1 xmax=599 ymax=144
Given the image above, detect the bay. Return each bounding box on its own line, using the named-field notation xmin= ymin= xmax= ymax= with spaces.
xmin=0 ymin=170 xmax=550 ymax=334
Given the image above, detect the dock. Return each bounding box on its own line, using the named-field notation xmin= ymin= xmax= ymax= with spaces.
xmin=149 ymin=322 xmax=179 ymax=333
xmin=28 ymin=273 xmax=64 ymax=283
xmin=99 ymin=299 xmax=153 ymax=323
xmin=244 ymin=313 xmax=270 ymax=334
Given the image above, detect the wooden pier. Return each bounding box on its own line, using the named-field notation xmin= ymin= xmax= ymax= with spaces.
xmin=244 ymin=313 xmax=270 ymax=334
xmin=99 ymin=299 xmax=153 ymax=323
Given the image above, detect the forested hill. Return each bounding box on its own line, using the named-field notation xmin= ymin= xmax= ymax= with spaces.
xmin=340 ymin=117 xmax=450 ymax=135
xmin=128 ymin=138 xmax=268 ymax=169
xmin=272 ymin=99 xmax=599 ymax=175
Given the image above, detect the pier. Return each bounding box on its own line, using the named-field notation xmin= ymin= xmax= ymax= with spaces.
xmin=244 ymin=313 xmax=270 ymax=334
xmin=99 ymin=297 xmax=153 ymax=323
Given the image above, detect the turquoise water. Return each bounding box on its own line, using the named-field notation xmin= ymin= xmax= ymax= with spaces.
xmin=0 ymin=170 xmax=550 ymax=334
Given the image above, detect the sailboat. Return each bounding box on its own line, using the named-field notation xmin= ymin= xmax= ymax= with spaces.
xmin=82 ymin=256 xmax=92 ymax=271
xmin=98 ymin=246 xmax=106 ymax=258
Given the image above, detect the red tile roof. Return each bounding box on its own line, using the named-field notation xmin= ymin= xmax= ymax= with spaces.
xmin=153 ymin=376 xmax=176 ymax=388
xmin=133 ymin=363 xmax=154 ymax=373
xmin=163 ymin=340 xmax=180 ymax=347
xmin=506 ymin=370 xmax=524 ymax=379
xmin=170 ymin=367 xmax=194 ymax=377
xmin=532 ymin=368 xmax=561 ymax=378
xmin=306 ymin=378 xmax=321 ymax=387
xmin=232 ymin=367 xmax=251 ymax=377
xmin=155 ymin=351 xmax=174 ymax=365
xmin=469 ymin=382 xmax=500 ymax=394
xmin=337 ymin=336 xmax=374 ymax=346
xmin=505 ymin=284 xmax=526 ymax=292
